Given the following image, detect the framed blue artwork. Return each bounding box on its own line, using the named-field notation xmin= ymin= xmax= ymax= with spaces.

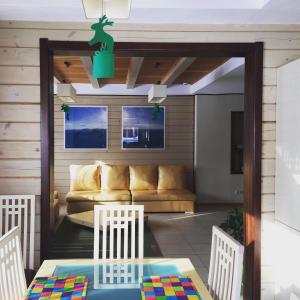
xmin=64 ymin=106 xmax=108 ymax=149
xmin=122 ymin=106 xmax=165 ymax=149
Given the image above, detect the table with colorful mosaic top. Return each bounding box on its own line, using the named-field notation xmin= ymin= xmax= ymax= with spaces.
xmin=31 ymin=258 xmax=212 ymax=300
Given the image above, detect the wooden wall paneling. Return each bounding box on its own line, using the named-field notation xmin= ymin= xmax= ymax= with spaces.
xmin=54 ymin=95 xmax=195 ymax=200
xmin=264 ymin=49 xmax=300 ymax=67
xmin=0 ymin=123 xmax=40 ymax=140
xmin=0 ymin=48 xmax=39 ymax=66
xmin=263 ymin=68 xmax=277 ymax=86
xmin=262 ymin=123 xmax=276 ymax=141
xmin=1 ymin=21 xmax=300 ymax=299
xmin=1 ymin=24 xmax=300 ymax=48
xmin=263 ymin=86 xmax=276 ymax=104
xmin=0 ymin=178 xmax=41 ymax=194
xmin=262 ymin=159 xmax=275 ymax=177
xmin=0 ymin=160 xmax=41 ymax=178
xmin=0 ymin=85 xmax=40 ymax=103
xmin=0 ymin=66 xmax=40 ymax=85
xmin=262 ymin=141 xmax=276 ymax=158
xmin=0 ymin=141 xmax=40 ymax=158
xmin=0 ymin=104 xmax=40 ymax=122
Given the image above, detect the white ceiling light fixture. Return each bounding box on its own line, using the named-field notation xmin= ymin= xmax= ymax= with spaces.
xmin=82 ymin=0 xmax=132 ymax=19
xmin=148 ymin=85 xmax=167 ymax=104
xmin=57 ymin=83 xmax=77 ymax=103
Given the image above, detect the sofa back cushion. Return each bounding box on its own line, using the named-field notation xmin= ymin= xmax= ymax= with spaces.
xmin=158 ymin=165 xmax=187 ymax=190
xmin=129 ymin=165 xmax=158 ymax=190
xmin=70 ymin=164 xmax=100 ymax=191
xmin=101 ymin=164 xmax=129 ymax=190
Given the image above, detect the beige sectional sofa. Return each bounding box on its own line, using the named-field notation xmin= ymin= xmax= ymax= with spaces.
xmin=65 ymin=164 xmax=195 ymax=213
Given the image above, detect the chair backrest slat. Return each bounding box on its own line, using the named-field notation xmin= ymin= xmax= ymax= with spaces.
xmin=138 ymin=208 xmax=144 ymax=259
xmin=0 ymin=227 xmax=27 ymax=300
xmin=116 ymin=209 xmax=121 ymax=259
xmin=94 ymin=205 xmax=144 ymax=260
xmin=0 ymin=195 xmax=35 ymax=270
xmin=124 ymin=208 xmax=128 ymax=259
xmin=131 ymin=207 xmax=136 ymax=259
xmin=94 ymin=261 xmax=143 ymax=289
xmin=208 ymin=226 xmax=244 ymax=300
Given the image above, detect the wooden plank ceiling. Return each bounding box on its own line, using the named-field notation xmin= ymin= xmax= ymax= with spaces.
xmin=54 ymin=55 xmax=229 ymax=88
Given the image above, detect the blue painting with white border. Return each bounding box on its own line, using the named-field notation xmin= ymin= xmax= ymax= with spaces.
xmin=122 ymin=106 xmax=165 ymax=149
xmin=65 ymin=106 xmax=108 ymax=149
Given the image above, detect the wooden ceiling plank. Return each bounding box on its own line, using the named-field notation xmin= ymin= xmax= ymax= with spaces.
xmin=161 ymin=57 xmax=197 ymax=86
xmin=80 ymin=56 xmax=101 ymax=89
xmin=126 ymin=57 xmax=144 ymax=89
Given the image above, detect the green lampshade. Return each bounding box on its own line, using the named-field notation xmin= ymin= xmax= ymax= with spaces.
xmin=93 ymin=50 xmax=115 ymax=79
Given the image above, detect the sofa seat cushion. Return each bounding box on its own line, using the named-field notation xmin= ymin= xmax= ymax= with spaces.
xmin=131 ymin=190 xmax=196 ymax=202
xmin=66 ymin=190 xmax=131 ymax=202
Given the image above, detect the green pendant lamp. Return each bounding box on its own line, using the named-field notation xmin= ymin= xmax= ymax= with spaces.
xmin=88 ymin=15 xmax=115 ymax=79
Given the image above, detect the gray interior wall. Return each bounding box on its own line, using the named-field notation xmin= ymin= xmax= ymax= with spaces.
xmin=195 ymin=94 xmax=244 ymax=203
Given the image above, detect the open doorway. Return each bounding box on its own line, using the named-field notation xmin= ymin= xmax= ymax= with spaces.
xmin=40 ymin=40 xmax=262 ymax=299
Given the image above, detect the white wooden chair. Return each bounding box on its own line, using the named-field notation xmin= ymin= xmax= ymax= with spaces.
xmin=0 ymin=227 xmax=27 ymax=300
xmin=208 ymin=226 xmax=244 ymax=300
xmin=0 ymin=195 xmax=35 ymax=270
xmin=93 ymin=205 xmax=144 ymax=260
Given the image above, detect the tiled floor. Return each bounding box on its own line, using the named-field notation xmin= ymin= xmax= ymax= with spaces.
xmin=147 ymin=208 xmax=230 ymax=284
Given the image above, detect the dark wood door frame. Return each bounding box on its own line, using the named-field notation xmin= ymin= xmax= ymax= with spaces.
xmin=40 ymin=39 xmax=263 ymax=300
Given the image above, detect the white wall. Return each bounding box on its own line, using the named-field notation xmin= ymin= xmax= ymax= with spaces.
xmin=276 ymin=58 xmax=300 ymax=232
xmin=195 ymin=94 xmax=244 ymax=203
xmin=272 ymin=58 xmax=300 ymax=300
xmin=263 ymin=220 xmax=300 ymax=300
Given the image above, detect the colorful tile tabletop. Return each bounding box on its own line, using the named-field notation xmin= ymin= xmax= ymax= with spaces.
xmin=26 ymin=275 xmax=88 ymax=300
xmin=140 ymin=275 xmax=202 ymax=300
